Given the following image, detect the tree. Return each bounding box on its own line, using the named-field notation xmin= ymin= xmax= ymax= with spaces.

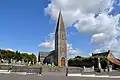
xmin=27 ymin=54 xmax=37 ymax=64
xmin=68 ymin=55 xmax=108 ymax=68
xmin=0 ymin=49 xmax=37 ymax=65
xmin=74 ymin=56 xmax=82 ymax=58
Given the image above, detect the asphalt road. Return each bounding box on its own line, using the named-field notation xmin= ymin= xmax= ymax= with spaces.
xmin=0 ymin=73 xmax=120 ymax=80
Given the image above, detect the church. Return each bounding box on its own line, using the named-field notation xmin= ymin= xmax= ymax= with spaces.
xmin=38 ymin=12 xmax=120 ymax=69
xmin=38 ymin=12 xmax=67 ymax=67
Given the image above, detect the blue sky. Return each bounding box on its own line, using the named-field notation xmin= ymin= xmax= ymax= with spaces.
xmin=0 ymin=0 xmax=51 ymax=54
xmin=0 ymin=0 xmax=120 ymax=58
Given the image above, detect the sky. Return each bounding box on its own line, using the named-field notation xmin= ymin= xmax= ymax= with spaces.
xmin=0 ymin=0 xmax=120 ymax=58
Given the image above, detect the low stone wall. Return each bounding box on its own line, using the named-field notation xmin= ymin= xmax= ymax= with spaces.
xmin=11 ymin=67 xmax=65 ymax=73
xmin=0 ymin=65 xmax=120 ymax=76
xmin=0 ymin=66 xmax=83 ymax=74
xmin=27 ymin=68 xmax=40 ymax=73
xmin=109 ymin=71 xmax=120 ymax=76
xmin=0 ymin=65 xmax=11 ymax=70
xmin=67 ymin=67 xmax=83 ymax=73
xmin=42 ymin=68 xmax=65 ymax=72
xmin=11 ymin=66 xmax=27 ymax=72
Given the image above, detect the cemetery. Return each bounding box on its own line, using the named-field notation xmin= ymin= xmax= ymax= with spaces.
xmin=0 ymin=53 xmax=120 ymax=77
xmin=0 ymin=49 xmax=120 ymax=77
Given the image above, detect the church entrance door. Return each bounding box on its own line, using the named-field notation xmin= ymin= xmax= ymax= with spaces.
xmin=61 ymin=57 xmax=65 ymax=66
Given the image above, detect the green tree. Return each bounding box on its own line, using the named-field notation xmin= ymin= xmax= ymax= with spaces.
xmin=0 ymin=49 xmax=37 ymax=65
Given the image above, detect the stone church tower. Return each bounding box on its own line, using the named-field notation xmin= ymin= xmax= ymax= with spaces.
xmin=55 ymin=12 xmax=67 ymax=67
xmin=38 ymin=11 xmax=67 ymax=67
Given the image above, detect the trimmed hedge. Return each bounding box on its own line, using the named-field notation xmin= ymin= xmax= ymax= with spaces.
xmin=68 ymin=56 xmax=108 ymax=68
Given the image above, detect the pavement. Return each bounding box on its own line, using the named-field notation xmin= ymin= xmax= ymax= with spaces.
xmin=68 ymin=73 xmax=120 ymax=78
xmin=0 ymin=70 xmax=120 ymax=79
xmin=0 ymin=73 xmax=120 ymax=80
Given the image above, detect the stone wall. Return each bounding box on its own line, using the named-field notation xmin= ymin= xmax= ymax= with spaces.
xmin=68 ymin=67 xmax=83 ymax=73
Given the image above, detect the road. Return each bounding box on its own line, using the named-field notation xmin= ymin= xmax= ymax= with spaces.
xmin=0 ymin=73 xmax=120 ymax=80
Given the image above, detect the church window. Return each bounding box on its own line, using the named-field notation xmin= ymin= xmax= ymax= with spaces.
xmin=61 ymin=33 xmax=64 ymax=40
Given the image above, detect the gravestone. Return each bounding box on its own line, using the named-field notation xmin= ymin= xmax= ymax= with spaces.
xmin=1 ymin=59 xmax=4 ymax=63
xmin=10 ymin=59 xmax=13 ymax=63
xmin=35 ymin=61 xmax=41 ymax=66
xmin=16 ymin=60 xmax=22 ymax=65
xmin=52 ymin=62 xmax=55 ymax=66
xmin=22 ymin=59 xmax=25 ymax=65
xmin=109 ymin=65 xmax=112 ymax=72
xmin=48 ymin=64 xmax=51 ymax=66
xmin=4 ymin=60 xmax=9 ymax=64
xmin=45 ymin=63 xmax=47 ymax=66
xmin=13 ymin=60 xmax=16 ymax=64
xmin=28 ymin=61 xmax=31 ymax=66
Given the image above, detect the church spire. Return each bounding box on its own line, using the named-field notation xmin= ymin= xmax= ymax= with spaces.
xmin=55 ymin=11 xmax=67 ymax=67
xmin=55 ymin=11 xmax=65 ymax=34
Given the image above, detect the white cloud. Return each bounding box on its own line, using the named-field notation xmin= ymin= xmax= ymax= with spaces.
xmin=92 ymin=39 xmax=120 ymax=58
xmin=45 ymin=0 xmax=117 ymax=45
xmin=93 ymin=49 xmax=103 ymax=53
xmin=6 ymin=48 xmax=15 ymax=52
xmin=20 ymin=52 xmax=33 ymax=54
xmin=38 ymin=32 xmax=55 ymax=51
xmin=67 ymin=44 xmax=80 ymax=55
xmin=45 ymin=0 xmax=120 ymax=58
xmin=1 ymin=48 xmax=33 ymax=54
xmin=0 ymin=48 xmax=15 ymax=52
xmin=45 ymin=0 xmax=114 ymax=26
xmin=39 ymin=40 xmax=55 ymax=51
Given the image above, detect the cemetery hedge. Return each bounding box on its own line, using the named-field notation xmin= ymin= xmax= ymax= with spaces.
xmin=0 ymin=49 xmax=37 ymax=64
xmin=68 ymin=56 xmax=108 ymax=69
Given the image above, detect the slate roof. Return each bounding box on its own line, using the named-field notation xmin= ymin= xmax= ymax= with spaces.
xmin=47 ymin=50 xmax=55 ymax=57
xmin=92 ymin=52 xmax=109 ymax=57
xmin=92 ymin=50 xmax=120 ymax=66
